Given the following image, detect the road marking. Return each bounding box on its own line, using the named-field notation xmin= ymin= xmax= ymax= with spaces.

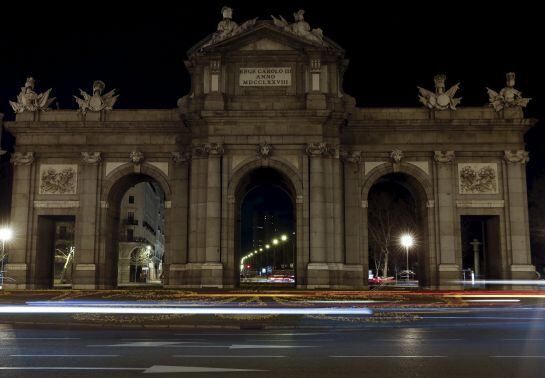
xmin=173 ymin=355 xmax=286 ymax=358
xmin=490 ymin=356 xmax=545 ymax=358
xmin=502 ymin=339 xmax=545 ymax=341
xmin=229 ymin=344 xmax=317 ymax=349
xmin=422 ymin=316 xmax=545 ymax=320
xmin=245 ymin=338 xmax=333 ymax=342
xmin=175 ymin=333 xmax=327 ymax=336
xmin=330 ymin=355 xmax=447 ymax=358
xmin=11 ymin=354 xmax=119 ymax=357
xmin=0 ymin=365 xmax=265 ymax=373
xmin=2 ymin=337 xmax=80 ymax=340
xmin=375 ymin=338 xmax=462 ymax=342
xmin=90 ymin=341 xmax=209 ymax=347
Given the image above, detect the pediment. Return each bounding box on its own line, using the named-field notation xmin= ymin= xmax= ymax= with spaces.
xmin=188 ymin=21 xmax=344 ymax=56
xmin=238 ymin=38 xmax=295 ymax=51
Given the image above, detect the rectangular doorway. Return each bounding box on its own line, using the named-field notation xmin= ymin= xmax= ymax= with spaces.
xmin=36 ymin=215 xmax=76 ymax=288
xmin=460 ymin=215 xmax=501 ymax=280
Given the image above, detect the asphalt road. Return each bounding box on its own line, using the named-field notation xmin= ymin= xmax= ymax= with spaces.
xmin=2 ymin=306 xmax=545 ymax=377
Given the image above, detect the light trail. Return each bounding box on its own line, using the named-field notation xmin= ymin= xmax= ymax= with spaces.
xmin=0 ymin=305 xmax=372 ymax=316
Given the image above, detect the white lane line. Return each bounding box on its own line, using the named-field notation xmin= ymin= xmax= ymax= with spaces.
xmin=229 ymin=345 xmax=317 ymax=349
xmin=2 ymin=337 xmax=80 ymax=340
xmin=375 ymin=339 xmax=462 ymax=342
xmin=0 ymin=365 xmax=266 ymax=373
xmin=175 ymin=333 xmax=327 ymax=336
xmin=245 ymin=339 xmax=333 ymax=342
xmin=173 ymin=355 xmax=286 ymax=358
xmin=0 ymin=367 xmax=141 ymax=371
xmin=422 ymin=316 xmax=545 ymax=320
xmin=490 ymin=356 xmax=545 ymax=358
xmin=464 ymin=299 xmax=520 ymax=303
xmin=11 ymin=354 xmax=119 ymax=357
xmin=330 ymin=356 xmax=447 ymax=358
xmin=89 ymin=341 xmax=211 ymax=347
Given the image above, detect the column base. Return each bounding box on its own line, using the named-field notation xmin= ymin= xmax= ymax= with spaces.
xmin=328 ymin=263 xmax=366 ymax=289
xmin=201 ymin=262 xmax=224 ymax=288
xmin=438 ymin=264 xmax=462 ymax=290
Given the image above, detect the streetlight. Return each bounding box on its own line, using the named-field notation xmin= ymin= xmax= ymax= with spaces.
xmin=0 ymin=227 xmax=13 ymax=288
xmin=281 ymin=234 xmax=287 ymax=242
xmin=400 ymin=234 xmax=414 ymax=282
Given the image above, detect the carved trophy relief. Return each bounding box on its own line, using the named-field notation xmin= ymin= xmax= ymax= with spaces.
xmin=39 ymin=164 xmax=78 ymax=195
xmin=74 ymin=81 xmax=118 ymax=114
xmin=487 ymin=73 xmax=531 ymax=112
xmin=9 ymin=77 xmax=55 ymax=113
xmin=458 ymin=163 xmax=498 ymax=194
xmin=418 ymin=75 xmax=461 ymax=110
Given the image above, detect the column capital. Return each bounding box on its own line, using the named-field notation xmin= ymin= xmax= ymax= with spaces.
xmin=81 ymin=152 xmax=102 ymax=165
xmin=504 ymin=150 xmax=529 ymax=164
xmin=340 ymin=149 xmax=361 ymax=164
xmin=434 ymin=150 xmax=455 ymax=164
xmin=306 ymin=142 xmax=327 ymax=157
xmin=171 ymin=151 xmax=191 ymax=164
xmin=10 ymin=152 xmax=34 ymax=166
xmin=192 ymin=143 xmax=224 ymax=158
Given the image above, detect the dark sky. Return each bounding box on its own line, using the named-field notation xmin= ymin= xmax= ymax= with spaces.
xmin=1 ymin=1 xmax=543 ymax=177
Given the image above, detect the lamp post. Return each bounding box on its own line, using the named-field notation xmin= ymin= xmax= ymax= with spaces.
xmin=0 ymin=227 xmax=13 ymax=288
xmin=400 ymin=234 xmax=414 ymax=282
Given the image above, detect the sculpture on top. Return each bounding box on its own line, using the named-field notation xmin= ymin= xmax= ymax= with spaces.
xmin=271 ymin=9 xmax=323 ymax=44
xmin=9 ymin=77 xmax=55 ymax=113
xmin=487 ymin=72 xmax=531 ymax=112
xmin=203 ymin=6 xmax=258 ymax=47
xmin=418 ymin=74 xmax=461 ymax=110
xmin=74 ymin=80 xmax=118 ymax=113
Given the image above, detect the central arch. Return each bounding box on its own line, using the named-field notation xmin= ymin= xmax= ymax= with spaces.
xmin=225 ymin=158 xmax=305 ymax=288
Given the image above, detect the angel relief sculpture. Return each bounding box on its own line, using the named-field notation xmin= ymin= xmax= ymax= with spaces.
xmin=203 ymin=7 xmax=258 ymax=47
xmin=9 ymin=77 xmax=55 ymax=113
xmin=271 ymin=9 xmax=323 ymax=44
xmin=487 ymin=72 xmax=531 ymax=112
xmin=74 ymin=80 xmax=118 ymax=114
xmin=418 ymin=74 xmax=461 ymax=110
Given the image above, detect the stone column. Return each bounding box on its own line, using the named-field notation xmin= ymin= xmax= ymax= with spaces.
xmin=73 ymin=152 xmax=102 ymax=289
xmin=4 ymin=152 xmax=35 ymax=289
xmin=504 ymin=150 xmax=534 ymax=279
xmin=306 ymin=143 xmax=328 ymax=287
xmin=202 ymin=143 xmax=224 ymax=287
xmin=434 ymin=151 xmax=459 ymax=288
xmin=187 ymin=145 xmax=208 ymax=286
xmin=341 ymin=151 xmax=365 ymax=289
xmin=165 ymin=151 xmax=190 ymax=287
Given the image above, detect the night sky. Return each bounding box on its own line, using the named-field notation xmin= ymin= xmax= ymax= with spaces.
xmin=1 ymin=2 xmax=544 ymax=255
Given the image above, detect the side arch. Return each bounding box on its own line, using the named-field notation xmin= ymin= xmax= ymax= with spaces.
xmin=97 ymin=163 xmax=172 ymax=288
xmin=361 ymin=162 xmax=437 ymax=287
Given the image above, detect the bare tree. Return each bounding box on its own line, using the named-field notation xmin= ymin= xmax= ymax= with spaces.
xmin=368 ymin=190 xmax=417 ymax=278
